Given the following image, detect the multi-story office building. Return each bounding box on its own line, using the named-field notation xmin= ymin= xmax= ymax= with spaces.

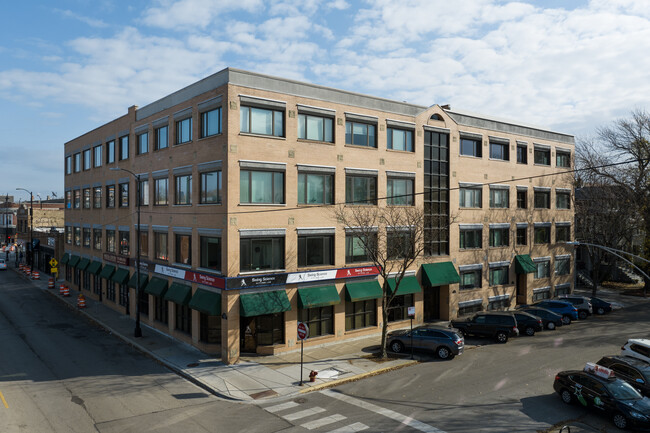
xmin=63 ymin=68 xmax=574 ymax=363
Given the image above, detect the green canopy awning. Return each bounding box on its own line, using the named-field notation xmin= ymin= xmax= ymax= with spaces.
xmin=99 ymin=264 xmax=115 ymax=280
xmin=86 ymin=261 xmax=102 ymax=275
xmin=68 ymin=255 xmax=80 ymax=268
xmin=60 ymin=253 xmax=70 ymax=264
xmin=145 ymin=277 xmax=168 ymax=297
xmin=421 ymin=262 xmax=460 ymax=287
xmin=387 ymin=276 xmax=422 ymax=296
xmin=111 ymin=268 xmax=130 ymax=285
xmin=77 ymin=258 xmax=90 ymax=271
xmin=128 ymin=273 xmax=149 ymax=290
xmin=345 ymin=280 xmax=383 ymax=302
xmin=297 ymin=285 xmax=340 ymax=309
xmin=240 ymin=291 xmax=291 ymax=317
xmin=164 ymin=282 xmax=192 ymax=306
xmin=189 ymin=289 xmax=222 ymax=316
xmin=514 ymin=254 xmax=536 ymax=274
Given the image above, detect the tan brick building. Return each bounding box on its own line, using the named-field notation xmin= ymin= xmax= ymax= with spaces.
xmin=63 ymin=68 xmax=574 ymax=363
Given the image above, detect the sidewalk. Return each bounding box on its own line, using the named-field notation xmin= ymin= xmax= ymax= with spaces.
xmin=10 ymin=264 xmax=418 ymax=402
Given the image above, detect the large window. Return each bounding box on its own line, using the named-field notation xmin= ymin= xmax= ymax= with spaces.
xmin=424 ymin=130 xmax=449 ymax=256
xmin=489 ymin=187 xmax=509 ymax=208
xmin=345 ymin=299 xmax=376 ymax=331
xmin=489 ymin=227 xmax=509 ymax=247
xmin=387 ymin=230 xmax=414 ymax=260
xmin=139 ymin=179 xmax=149 ymax=206
xmin=94 ymin=145 xmax=102 ymax=167
xmin=154 ymin=178 xmax=168 ymax=205
xmin=83 ymin=149 xmax=91 ymax=170
xmin=66 ymin=191 xmax=71 ymax=209
xmin=555 ymin=257 xmax=570 ymax=276
xmin=556 ymin=191 xmax=571 ymax=209
xmin=119 ymin=183 xmax=129 ymax=207
xmin=200 ymin=171 xmax=222 ymax=204
xmin=298 ymin=235 xmax=334 ymax=267
xmin=556 ymin=224 xmax=571 ymax=242
xmin=387 ymin=294 xmax=414 ymax=322
xmin=175 ymin=303 xmax=192 ymax=334
xmin=200 ymin=236 xmax=221 ymax=271
xmin=460 ymin=228 xmax=482 ymax=249
xmin=517 ymin=143 xmax=527 ymax=164
xmin=387 ymin=128 xmax=414 ymax=152
xmin=74 ymin=153 xmax=81 ymax=172
xmin=517 ymin=189 xmax=527 ymax=209
xmin=137 ymin=132 xmax=148 ymax=155
xmin=240 ymin=106 xmax=284 ymax=137
xmin=459 ymin=186 xmax=481 ymax=208
xmin=386 ymin=178 xmax=414 ymax=206
xmin=534 ymin=226 xmax=551 ymax=244
xmin=299 ymin=306 xmax=334 ymax=337
xmin=534 ymin=259 xmax=550 ymax=279
xmin=240 ymin=237 xmax=285 ymax=272
xmin=106 ymin=185 xmax=115 ymax=208
xmin=119 ymin=135 xmax=129 ymax=160
xmin=516 ymin=226 xmax=527 ymax=245
xmin=155 ymin=125 xmax=168 ymax=150
xmin=93 ymin=187 xmax=102 ymax=208
xmin=557 ymin=150 xmax=571 ymax=168
xmin=93 ymin=229 xmax=102 ymax=250
xmin=298 ymin=113 xmax=333 ymax=142
xmin=254 ymin=313 xmax=284 ymax=345
xmin=154 ymin=232 xmax=168 ymax=261
xmin=240 ymin=170 xmax=284 ymax=204
xmin=106 ymin=230 xmax=115 ymax=253
xmin=534 ymin=146 xmax=551 ymax=165
xmin=489 ymin=141 xmax=509 ymax=160
xmin=345 ymin=233 xmax=375 ymax=263
xmin=345 ymin=121 xmax=376 ymax=147
xmin=119 ymin=231 xmax=129 ymax=256
xmin=345 ymin=175 xmax=377 ymax=205
xmin=460 ymin=137 xmax=481 ymax=157
xmin=201 ymin=107 xmax=222 ymax=138
xmin=65 ymin=226 xmax=72 ymax=244
xmin=175 ymin=175 xmax=192 ymax=205
xmin=74 ymin=190 xmax=81 ymax=209
xmin=175 ymin=234 xmax=191 ymax=265
xmin=534 ymin=190 xmax=551 ymax=208
xmin=176 ymin=117 xmax=192 ymax=144
xmin=489 ymin=266 xmax=509 ymax=286
xmin=460 ymin=269 xmax=482 ymax=290
xmin=298 ymin=172 xmax=333 ymax=205
xmin=66 ymin=156 xmax=72 ymax=175
xmin=106 ymin=140 xmax=115 ymax=164
xmin=83 ymin=228 xmax=91 ymax=248
xmin=83 ymin=188 xmax=91 ymax=209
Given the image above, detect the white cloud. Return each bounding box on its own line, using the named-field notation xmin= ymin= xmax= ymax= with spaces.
xmin=141 ymin=0 xmax=263 ymax=30
xmin=55 ymin=9 xmax=109 ymax=28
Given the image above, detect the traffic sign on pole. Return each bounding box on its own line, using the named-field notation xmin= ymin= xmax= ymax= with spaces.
xmin=297 ymin=322 xmax=309 ymax=340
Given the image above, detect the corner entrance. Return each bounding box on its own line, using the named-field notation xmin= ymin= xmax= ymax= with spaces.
xmin=423 ymin=286 xmax=440 ymax=321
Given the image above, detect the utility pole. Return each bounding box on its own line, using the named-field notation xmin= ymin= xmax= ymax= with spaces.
xmin=16 ymin=188 xmax=33 ymax=272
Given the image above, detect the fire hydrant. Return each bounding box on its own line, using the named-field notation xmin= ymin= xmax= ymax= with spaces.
xmin=309 ymin=370 xmax=318 ymax=382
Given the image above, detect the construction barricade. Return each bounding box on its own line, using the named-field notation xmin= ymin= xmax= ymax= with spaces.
xmin=77 ymin=294 xmax=86 ymax=309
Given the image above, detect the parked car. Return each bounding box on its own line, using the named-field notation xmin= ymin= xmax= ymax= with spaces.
xmin=0 ymin=258 xmax=6 ymax=271
xmin=516 ymin=306 xmax=563 ymax=330
xmin=450 ymin=311 xmax=519 ymax=343
xmin=590 ymin=297 xmax=613 ymax=315
xmin=533 ymin=300 xmax=579 ymax=325
xmin=597 ymin=355 xmax=650 ymax=397
xmin=554 ymin=362 xmax=650 ymax=430
xmin=556 ymin=295 xmax=593 ymax=320
xmin=512 ymin=311 xmax=543 ymax=336
xmin=387 ymin=326 xmax=464 ymax=359
xmin=622 ymin=339 xmax=650 ymax=364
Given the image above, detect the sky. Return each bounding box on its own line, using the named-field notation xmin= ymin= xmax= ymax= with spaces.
xmin=1 ymin=0 xmax=649 ymax=200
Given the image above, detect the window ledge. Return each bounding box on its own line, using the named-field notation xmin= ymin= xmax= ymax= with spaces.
xmin=196 ymin=267 xmax=222 ymax=275
xmin=173 ymin=204 xmax=193 ymax=207
xmin=516 ymin=162 xmax=528 ymax=165
xmin=459 ymin=287 xmax=482 ymax=291
xmin=197 ymin=203 xmax=223 ymax=206
xmin=198 ymin=133 xmax=223 ymax=141
xmin=239 ymin=203 xmax=286 ymax=207
xmin=459 ymin=154 xmax=483 ymax=159
xmin=239 ymin=269 xmax=286 ymax=276
xmin=239 ymin=132 xmax=286 ymax=140
xmin=297 ymin=139 xmax=335 ymax=146
xmin=459 ymin=206 xmax=482 ymax=210
xmin=174 ymin=141 xmax=193 ymax=146
xmin=173 ymin=263 xmax=192 ymax=269
xmin=488 ymin=158 xmax=510 ymax=162
xmin=386 ymin=148 xmax=415 ymax=154
xmin=297 ymin=203 xmax=334 ymax=207
xmin=488 ymin=246 xmax=509 ymax=249
xmin=344 ymin=144 xmax=377 ymax=150
xmin=534 ymin=163 xmax=552 ymax=167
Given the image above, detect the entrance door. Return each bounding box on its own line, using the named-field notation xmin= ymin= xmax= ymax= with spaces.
xmin=516 ymin=274 xmax=527 ymax=305
xmin=240 ymin=316 xmax=257 ymax=353
xmin=423 ymin=286 xmax=440 ymax=321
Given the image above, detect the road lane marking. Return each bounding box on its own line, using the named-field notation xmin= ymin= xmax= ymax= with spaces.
xmin=0 ymin=391 xmax=8 ymax=408
xmin=321 ymin=389 xmax=445 ymax=433
xmin=282 ymin=407 xmax=326 ymax=421
xmin=326 ymin=422 xmax=368 ymax=433
xmin=264 ymin=401 xmax=300 ymax=413
xmin=301 ymin=414 xmax=347 ymax=430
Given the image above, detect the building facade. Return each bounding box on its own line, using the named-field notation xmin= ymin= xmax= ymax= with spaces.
xmin=63 ymin=68 xmax=574 ymax=363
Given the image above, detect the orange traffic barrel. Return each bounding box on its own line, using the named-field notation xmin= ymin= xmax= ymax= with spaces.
xmin=32 ymin=271 xmax=40 ymax=280
xmin=77 ymin=294 xmax=86 ymax=308
xmin=48 ymin=277 xmax=54 ymax=288
xmin=62 ymin=286 xmax=70 ymax=297
xmin=25 ymin=268 xmax=31 ymax=277
xmin=59 ymin=283 xmax=65 ymax=295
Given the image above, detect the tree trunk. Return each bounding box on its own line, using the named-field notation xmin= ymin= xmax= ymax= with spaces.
xmin=380 ymin=307 xmax=388 ymax=358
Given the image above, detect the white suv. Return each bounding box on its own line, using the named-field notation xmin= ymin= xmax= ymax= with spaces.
xmin=621 ymin=338 xmax=650 ymax=364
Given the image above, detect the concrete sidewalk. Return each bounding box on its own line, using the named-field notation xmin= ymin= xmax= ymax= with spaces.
xmin=9 ymin=263 xmax=418 ymax=402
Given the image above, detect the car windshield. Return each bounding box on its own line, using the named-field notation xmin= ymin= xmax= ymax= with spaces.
xmin=605 ymin=379 xmax=643 ymax=400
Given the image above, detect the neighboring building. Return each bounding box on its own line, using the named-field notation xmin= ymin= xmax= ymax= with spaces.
xmin=16 ymin=198 xmax=65 ymax=274
xmin=1 ymin=195 xmax=18 ymax=244
xmin=63 ymin=68 xmax=575 ymax=363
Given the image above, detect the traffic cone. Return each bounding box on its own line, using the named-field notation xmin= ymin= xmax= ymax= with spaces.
xmin=59 ymin=283 xmax=65 ymax=295
xmin=48 ymin=277 xmax=54 ymax=289
xmin=32 ymin=271 xmax=40 ymax=280
xmin=77 ymin=294 xmax=86 ymax=308
xmin=62 ymin=285 xmax=70 ymax=297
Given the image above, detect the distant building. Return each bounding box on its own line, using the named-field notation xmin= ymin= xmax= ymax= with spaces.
xmin=63 ymin=68 xmax=575 ymax=363
xmin=1 ymin=195 xmax=18 ymax=244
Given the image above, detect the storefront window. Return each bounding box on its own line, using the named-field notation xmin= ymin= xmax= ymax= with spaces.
xmin=299 ymin=306 xmax=333 ymax=337
xmin=345 ymin=300 xmax=376 ymax=331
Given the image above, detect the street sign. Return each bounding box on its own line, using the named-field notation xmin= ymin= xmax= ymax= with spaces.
xmin=50 ymin=267 xmax=58 ymax=273
xmin=49 ymin=258 xmax=58 ymax=268
xmin=297 ymin=322 xmax=309 ymax=340
xmin=408 ymin=306 xmax=415 ymax=317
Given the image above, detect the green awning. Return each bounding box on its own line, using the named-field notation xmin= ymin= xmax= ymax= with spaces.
xmin=145 ymin=277 xmax=168 ymax=297
xmin=86 ymin=261 xmax=102 ymax=275
xmin=297 ymin=285 xmax=340 ymax=309
xmin=68 ymin=255 xmax=80 ymax=268
xmin=111 ymin=268 xmax=130 ymax=285
xmin=514 ymin=254 xmax=536 ymax=274
xmin=189 ymin=289 xmax=222 ymax=316
xmin=387 ymin=276 xmax=422 ymax=296
xmin=60 ymin=253 xmax=70 ymax=264
xmin=240 ymin=291 xmax=291 ymax=317
xmin=421 ymin=262 xmax=460 ymax=287
xmin=77 ymin=258 xmax=90 ymax=271
xmin=345 ymin=280 xmax=383 ymax=302
xmin=164 ymin=282 xmax=192 ymax=306
xmin=128 ymin=273 xmax=149 ymax=290
xmin=99 ymin=264 xmax=115 ymax=280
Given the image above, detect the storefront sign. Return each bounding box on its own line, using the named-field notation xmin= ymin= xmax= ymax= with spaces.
xmin=186 ymin=270 xmax=226 ymax=289
xmin=103 ymin=253 xmax=130 ymax=266
xmin=226 ymin=265 xmax=381 ymax=290
xmin=154 ymin=264 xmax=187 ymax=279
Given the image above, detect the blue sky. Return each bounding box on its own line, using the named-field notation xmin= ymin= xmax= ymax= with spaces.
xmin=2 ymin=0 xmax=649 ymax=199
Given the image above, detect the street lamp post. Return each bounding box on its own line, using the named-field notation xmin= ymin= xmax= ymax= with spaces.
xmin=16 ymin=188 xmax=33 ymax=272
xmin=110 ymin=167 xmax=143 ymax=337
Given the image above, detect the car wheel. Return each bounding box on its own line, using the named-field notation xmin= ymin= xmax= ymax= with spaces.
xmin=436 ymin=346 xmax=453 ymax=360
xmin=495 ymin=331 xmax=508 ymax=343
xmin=547 ymin=321 xmax=556 ymax=330
xmin=613 ymin=412 xmax=628 ymax=429
xmin=578 ymin=310 xmax=588 ymax=320
xmin=525 ymin=326 xmax=535 ymax=336
xmin=562 ymin=315 xmax=572 ymax=325
xmin=390 ymin=341 xmax=405 ymax=353
xmin=560 ymin=389 xmax=573 ymax=404
xmin=596 ymin=307 xmax=606 ymax=315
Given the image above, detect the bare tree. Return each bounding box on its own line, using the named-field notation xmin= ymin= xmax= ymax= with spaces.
xmin=334 ymin=204 xmax=425 ymax=359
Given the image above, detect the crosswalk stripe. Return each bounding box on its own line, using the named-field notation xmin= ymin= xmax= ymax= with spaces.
xmin=282 ymin=407 xmax=326 ymax=421
xmin=301 ymin=414 xmax=347 ymax=430
xmin=326 ymin=422 xmax=368 ymax=433
xmin=264 ymin=401 xmax=300 ymax=413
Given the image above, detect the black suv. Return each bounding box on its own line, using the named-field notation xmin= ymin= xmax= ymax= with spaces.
xmin=597 ymin=355 xmax=650 ymax=397
xmin=450 ymin=311 xmax=519 ymax=343
xmin=513 ymin=311 xmax=543 ymax=336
